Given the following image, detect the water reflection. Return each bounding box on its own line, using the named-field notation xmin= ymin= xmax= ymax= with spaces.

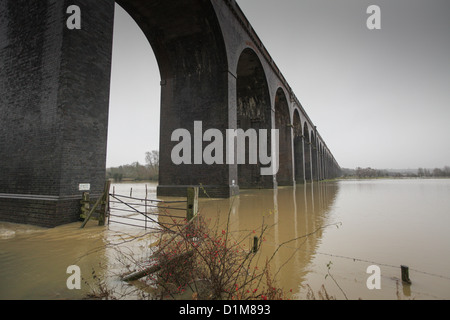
xmin=198 ymin=182 xmax=340 ymax=293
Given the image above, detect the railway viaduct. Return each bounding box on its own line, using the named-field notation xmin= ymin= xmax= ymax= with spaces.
xmin=0 ymin=0 xmax=340 ymax=227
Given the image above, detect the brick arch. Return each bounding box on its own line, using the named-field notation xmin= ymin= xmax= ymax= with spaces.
xmin=303 ymin=122 xmax=313 ymax=182
xmin=310 ymin=132 xmax=318 ymax=181
xmin=318 ymin=142 xmax=324 ymax=181
xmin=116 ymin=0 xmax=228 ymax=80
xmin=114 ymin=0 xmax=232 ymax=197
xmin=236 ymin=47 xmax=273 ymax=188
xmin=275 ymin=87 xmax=293 ymax=185
xmin=292 ymin=109 xmax=305 ymax=183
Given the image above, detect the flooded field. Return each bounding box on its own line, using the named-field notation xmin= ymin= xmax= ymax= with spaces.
xmin=1 ymin=179 xmax=449 ymax=300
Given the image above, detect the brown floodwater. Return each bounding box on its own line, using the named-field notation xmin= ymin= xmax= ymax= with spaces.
xmin=1 ymin=179 xmax=450 ymax=300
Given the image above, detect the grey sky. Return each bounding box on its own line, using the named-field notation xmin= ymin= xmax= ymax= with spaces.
xmin=107 ymin=0 xmax=450 ymax=170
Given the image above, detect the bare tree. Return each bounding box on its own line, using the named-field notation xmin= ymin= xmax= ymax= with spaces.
xmin=145 ymin=150 xmax=159 ymax=180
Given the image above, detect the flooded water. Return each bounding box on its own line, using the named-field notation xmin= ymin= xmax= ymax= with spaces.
xmin=1 ymin=179 xmax=450 ymax=300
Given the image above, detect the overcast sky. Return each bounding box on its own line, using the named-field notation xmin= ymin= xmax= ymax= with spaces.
xmin=107 ymin=0 xmax=450 ymax=170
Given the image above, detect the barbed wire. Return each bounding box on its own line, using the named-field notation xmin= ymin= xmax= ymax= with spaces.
xmin=262 ymin=237 xmax=450 ymax=282
xmin=314 ymin=251 xmax=450 ymax=281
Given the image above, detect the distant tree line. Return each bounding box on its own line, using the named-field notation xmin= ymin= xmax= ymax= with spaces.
xmin=417 ymin=166 xmax=450 ymax=178
xmin=355 ymin=167 xmax=390 ymax=178
xmin=107 ymin=151 xmax=159 ymax=182
xmin=341 ymin=166 xmax=450 ymax=179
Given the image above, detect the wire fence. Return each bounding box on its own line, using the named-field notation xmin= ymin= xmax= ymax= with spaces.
xmin=314 ymin=251 xmax=450 ymax=281
xmin=261 ymin=233 xmax=450 ymax=283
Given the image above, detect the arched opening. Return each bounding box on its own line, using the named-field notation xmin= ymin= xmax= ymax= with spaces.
xmin=107 ymin=4 xmax=160 ymax=174
xmin=311 ymin=133 xmax=318 ymax=181
xmin=303 ymin=123 xmax=312 ymax=182
xmin=318 ymin=144 xmax=323 ymax=181
xmin=293 ymin=110 xmax=304 ymax=184
xmin=321 ymin=145 xmax=326 ymax=180
xmin=113 ymin=0 xmax=231 ymax=197
xmin=275 ymin=88 xmax=293 ymax=185
xmin=236 ymin=48 xmax=273 ymax=188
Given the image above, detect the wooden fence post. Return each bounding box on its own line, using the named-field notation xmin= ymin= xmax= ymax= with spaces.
xmin=145 ymin=184 xmax=148 ymax=230
xmin=253 ymin=236 xmax=259 ymax=253
xmin=98 ymin=180 xmax=111 ymax=226
xmin=80 ymin=192 xmax=90 ymax=220
xmin=187 ymin=187 xmax=199 ymax=221
xmin=81 ymin=180 xmax=111 ymax=228
xmin=80 ymin=196 xmax=102 ymax=228
xmin=401 ymin=265 xmax=412 ymax=284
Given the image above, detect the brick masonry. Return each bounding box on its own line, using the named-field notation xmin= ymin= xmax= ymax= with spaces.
xmin=0 ymin=196 xmax=81 ymax=228
xmin=0 ymin=0 xmax=114 ymax=227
